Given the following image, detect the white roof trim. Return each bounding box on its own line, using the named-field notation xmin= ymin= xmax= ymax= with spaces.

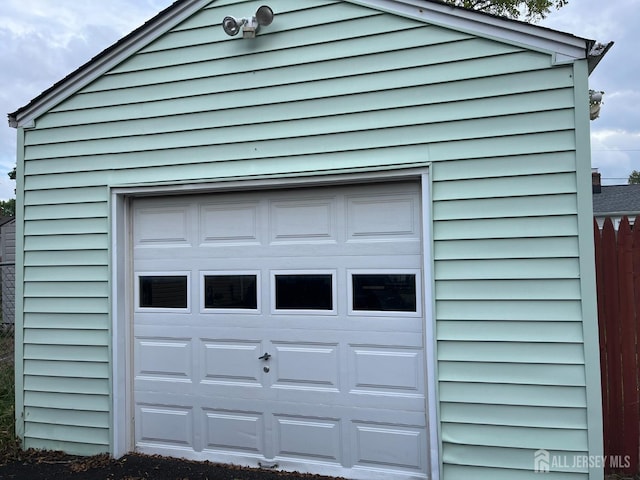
xmin=9 ymin=0 xmax=211 ymax=129
xmin=10 ymin=0 xmax=596 ymax=129
xmin=347 ymin=0 xmax=589 ymax=62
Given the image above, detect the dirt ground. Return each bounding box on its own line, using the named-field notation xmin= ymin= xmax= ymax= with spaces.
xmin=2 ymin=449 xmax=639 ymax=480
xmin=0 ymin=449 xmax=345 ymax=480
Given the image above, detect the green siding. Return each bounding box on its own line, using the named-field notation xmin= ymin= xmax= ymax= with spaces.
xmin=433 ymin=192 xmax=578 ymax=220
xmin=24 ymin=423 xmax=110 ymax=446
xmin=438 ymin=321 xmax=584 ymax=342
xmin=434 ymin=237 xmax=579 ymax=260
xmin=443 ymin=466 xmax=586 ymax=480
xmin=445 ymin=452 xmax=588 ymax=480
xmin=24 ymin=376 xmax=110 ymax=396
xmin=24 ymin=202 xmax=109 ymax=220
xmin=440 ymin=404 xmax=587 ymax=428
xmin=441 ymin=423 xmax=587 ymax=450
xmin=24 ymin=186 xmax=108 ymax=205
xmin=23 ymin=345 xmax=109 ymax=363
xmin=436 ymin=299 xmax=583 ymax=320
xmin=23 ymin=328 xmax=110 ymax=344
xmin=435 ymin=258 xmax=580 ymax=279
xmin=438 ymin=342 xmax=585 ymax=363
xmin=24 ymin=313 xmax=109 ymax=330
xmin=24 ymin=234 xmax=109 ymax=251
xmin=24 ymin=250 xmax=109 ymax=267
xmin=14 ymin=0 xmax=600 ymax=476
xmin=439 ymin=382 xmax=587 ymax=408
xmin=439 ymin=362 xmax=585 ymax=386
xmin=26 ymin=407 xmax=110 ymax=428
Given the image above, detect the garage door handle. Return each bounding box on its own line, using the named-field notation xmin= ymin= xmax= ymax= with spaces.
xmin=258 ymin=352 xmax=271 ymax=361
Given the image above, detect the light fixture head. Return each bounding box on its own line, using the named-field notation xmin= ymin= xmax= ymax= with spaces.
xmin=255 ymin=5 xmax=274 ymax=26
xmin=222 ymin=5 xmax=273 ymax=38
xmin=589 ymin=89 xmax=605 ymax=121
xmin=223 ymin=16 xmax=245 ymax=36
xmin=589 ymin=90 xmax=603 ymax=104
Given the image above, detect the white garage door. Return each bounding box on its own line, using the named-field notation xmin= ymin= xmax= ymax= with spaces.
xmin=132 ymin=181 xmax=429 ymax=480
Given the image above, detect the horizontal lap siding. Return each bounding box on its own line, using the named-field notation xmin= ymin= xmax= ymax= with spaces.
xmin=19 ymin=0 xmax=586 ymax=473
xmin=21 ymin=189 xmax=110 ymax=454
xmin=433 ymin=164 xmax=585 ymax=476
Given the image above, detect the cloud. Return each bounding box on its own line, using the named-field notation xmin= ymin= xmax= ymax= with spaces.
xmin=0 ymin=0 xmax=174 ymax=201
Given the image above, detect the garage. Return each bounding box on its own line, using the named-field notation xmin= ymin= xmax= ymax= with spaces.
xmin=131 ymin=181 xmax=429 ymax=479
xmin=9 ymin=0 xmax=609 ymax=475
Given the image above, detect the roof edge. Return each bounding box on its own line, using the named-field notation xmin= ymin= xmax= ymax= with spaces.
xmin=8 ymin=0 xmax=210 ymax=129
xmin=347 ymin=0 xmax=592 ymax=62
xmin=9 ymin=0 xmax=608 ymax=129
xmin=587 ymin=40 xmax=614 ymax=75
xmin=594 ymin=211 xmax=640 ymax=216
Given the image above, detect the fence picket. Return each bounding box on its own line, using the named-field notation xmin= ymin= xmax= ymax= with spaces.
xmin=600 ymin=217 xmax=623 ymax=468
xmin=617 ymin=217 xmax=639 ymax=472
xmin=594 ymin=218 xmax=611 ymax=458
xmin=632 ymin=216 xmax=640 ymax=471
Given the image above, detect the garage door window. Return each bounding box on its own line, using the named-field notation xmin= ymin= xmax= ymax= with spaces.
xmin=138 ymin=274 xmax=189 ymax=309
xmin=273 ymin=272 xmax=336 ymax=313
xmin=203 ymin=273 xmax=258 ymax=310
xmin=350 ymin=271 xmax=420 ymax=315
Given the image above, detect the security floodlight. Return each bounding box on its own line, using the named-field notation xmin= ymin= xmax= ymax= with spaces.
xmin=222 ymin=5 xmax=274 ymax=39
xmin=589 ymin=89 xmax=605 ymax=121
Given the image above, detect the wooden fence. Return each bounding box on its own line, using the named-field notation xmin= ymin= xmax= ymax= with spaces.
xmin=594 ymin=215 xmax=640 ymax=474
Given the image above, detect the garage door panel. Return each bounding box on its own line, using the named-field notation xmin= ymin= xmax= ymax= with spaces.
xmin=274 ymin=414 xmax=342 ymax=463
xmin=200 ymin=202 xmax=261 ymax=245
xmin=350 ymin=346 xmax=425 ymax=395
xmin=352 ymin=421 xmax=427 ymax=473
xmin=346 ymin=193 xmax=421 ymax=241
xmin=134 ymin=205 xmax=193 ymax=247
xmin=270 ymin=197 xmax=337 ymax=244
xmin=135 ymin=337 xmax=193 ymax=381
xmin=203 ymin=408 xmax=265 ymax=455
xmin=201 ymin=339 xmax=263 ymax=387
xmin=136 ymin=404 xmax=195 ymax=449
xmin=271 ymin=341 xmax=340 ymax=389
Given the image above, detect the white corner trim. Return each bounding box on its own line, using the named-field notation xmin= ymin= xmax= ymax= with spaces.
xmin=11 ymin=0 xmax=211 ymax=129
xmin=420 ymin=171 xmax=440 ymax=480
xmin=111 ymin=193 xmax=132 ymax=457
xmin=347 ymin=0 xmax=588 ymax=61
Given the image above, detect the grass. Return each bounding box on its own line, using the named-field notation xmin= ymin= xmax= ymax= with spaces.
xmin=0 ymin=327 xmax=20 ymax=461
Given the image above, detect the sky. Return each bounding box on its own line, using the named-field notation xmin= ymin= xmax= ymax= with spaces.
xmin=0 ymin=0 xmax=638 ymax=202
